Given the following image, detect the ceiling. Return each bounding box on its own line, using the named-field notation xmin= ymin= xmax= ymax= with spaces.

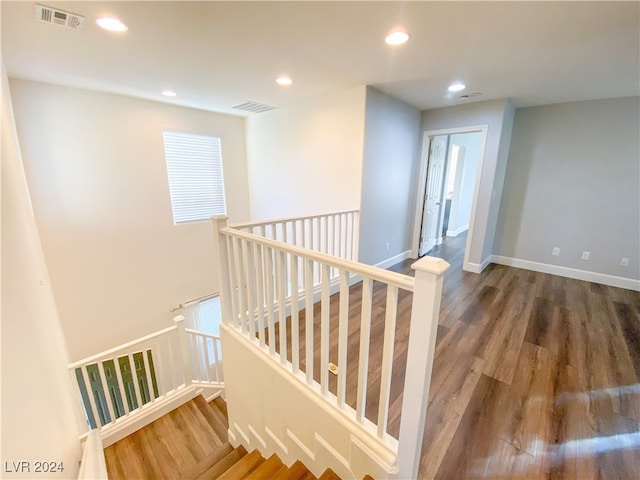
xmin=2 ymin=1 xmax=639 ymax=116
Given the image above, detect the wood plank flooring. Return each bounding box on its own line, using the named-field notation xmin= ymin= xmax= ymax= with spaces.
xmin=267 ymin=233 xmax=640 ymax=479
xmin=104 ymin=395 xmax=230 ymax=479
xmin=104 ymin=395 xmax=345 ymax=479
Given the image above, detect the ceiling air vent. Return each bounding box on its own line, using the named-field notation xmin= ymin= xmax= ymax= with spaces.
xmin=232 ymin=101 xmax=277 ymax=114
xmin=36 ymin=4 xmax=84 ymax=30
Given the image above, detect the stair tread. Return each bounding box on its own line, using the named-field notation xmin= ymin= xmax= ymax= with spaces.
xmin=185 ymin=442 xmax=234 ymax=479
xmin=318 ymin=468 xmax=341 ymax=480
xmin=271 ymin=465 xmax=290 ymax=479
xmin=246 ymin=453 xmax=284 ymax=480
xmin=193 ymin=395 xmax=228 ymax=442
xmin=284 ymin=460 xmax=317 ymax=480
xmin=217 ymin=449 xmax=264 ymax=480
xmin=195 ymin=445 xmax=247 ymax=480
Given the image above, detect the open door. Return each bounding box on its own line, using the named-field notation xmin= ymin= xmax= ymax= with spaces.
xmin=419 ymin=134 xmax=449 ymax=256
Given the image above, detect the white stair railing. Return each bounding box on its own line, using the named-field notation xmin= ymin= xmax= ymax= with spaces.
xmin=68 ymin=316 xmax=223 ymax=443
xmin=231 ymin=210 xmax=359 ymax=261
xmin=212 ymin=214 xmax=448 ymax=479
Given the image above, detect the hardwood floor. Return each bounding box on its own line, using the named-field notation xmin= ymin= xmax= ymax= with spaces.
xmin=268 ymin=232 xmax=640 ymax=479
xmin=107 ymin=232 xmax=639 ymax=479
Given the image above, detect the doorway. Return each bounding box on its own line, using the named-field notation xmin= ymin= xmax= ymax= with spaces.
xmin=413 ymin=126 xmax=488 ymax=270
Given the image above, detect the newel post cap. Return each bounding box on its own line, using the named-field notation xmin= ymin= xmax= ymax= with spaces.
xmin=173 ymin=314 xmax=186 ymax=324
xmin=411 ymin=256 xmax=450 ymax=276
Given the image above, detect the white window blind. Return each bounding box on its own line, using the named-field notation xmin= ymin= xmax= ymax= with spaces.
xmin=197 ymin=296 xmax=222 ymax=336
xmin=163 ymin=131 xmax=226 ymax=224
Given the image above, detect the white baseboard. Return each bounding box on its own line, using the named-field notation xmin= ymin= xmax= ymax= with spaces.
xmin=464 ymin=256 xmax=492 ymax=273
xmin=374 ymin=250 xmax=412 ymax=270
xmin=446 ymin=224 xmax=469 ymax=237
xmin=490 ymin=255 xmax=640 ymax=291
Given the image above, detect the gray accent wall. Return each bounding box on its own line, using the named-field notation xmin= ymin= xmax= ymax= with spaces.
xmin=359 ymin=87 xmax=422 ymax=266
xmin=421 ymin=99 xmax=515 ymax=269
xmin=494 ymin=97 xmax=640 ymax=280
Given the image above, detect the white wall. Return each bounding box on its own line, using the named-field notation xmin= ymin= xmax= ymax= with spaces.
xmin=494 ymin=97 xmax=640 ymax=282
xmin=421 ymin=99 xmax=515 ymax=270
xmin=1 ymin=68 xmax=82 ymax=478
xmin=10 ymin=79 xmax=251 ymax=361
xmin=447 ymin=132 xmax=482 ymax=235
xmin=359 ymin=87 xmax=422 ymax=266
xmin=246 ymin=86 xmax=366 ymax=220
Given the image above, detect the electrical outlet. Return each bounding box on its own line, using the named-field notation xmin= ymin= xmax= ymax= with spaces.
xmin=552 ymin=247 xmax=560 ymax=256
xmin=384 ymin=242 xmax=389 ymax=251
xmin=620 ymin=257 xmax=630 ymax=267
xmin=581 ymin=251 xmax=590 ymax=260
xmin=328 ymin=362 xmax=338 ymax=375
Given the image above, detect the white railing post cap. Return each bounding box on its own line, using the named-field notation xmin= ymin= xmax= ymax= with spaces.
xmin=211 ymin=214 xmax=229 ymax=222
xmin=411 ymin=256 xmax=450 ymax=276
xmin=173 ymin=314 xmax=186 ymax=324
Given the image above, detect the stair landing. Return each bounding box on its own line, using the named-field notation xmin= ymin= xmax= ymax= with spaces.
xmin=104 ymin=395 xmax=350 ymax=480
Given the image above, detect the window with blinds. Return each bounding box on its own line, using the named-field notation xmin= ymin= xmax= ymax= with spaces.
xmin=197 ymin=296 xmax=222 ymax=336
xmin=162 ymin=131 xmax=226 ymax=224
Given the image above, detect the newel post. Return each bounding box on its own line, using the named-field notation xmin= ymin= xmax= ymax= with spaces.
xmin=211 ymin=215 xmax=233 ymax=327
xmin=395 ymin=256 xmax=449 ymax=480
xmin=173 ymin=314 xmax=192 ymax=387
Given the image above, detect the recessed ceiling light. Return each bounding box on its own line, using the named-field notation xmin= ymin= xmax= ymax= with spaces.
xmin=447 ymin=82 xmax=466 ymax=92
xmin=96 ymin=17 xmax=127 ymax=32
xmin=161 ymin=90 xmax=177 ymax=97
xmin=385 ymin=31 xmax=410 ymax=46
xmin=276 ymin=76 xmax=293 ymax=86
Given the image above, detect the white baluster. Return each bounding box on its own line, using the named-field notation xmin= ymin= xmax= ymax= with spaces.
xmin=377 ymin=285 xmax=398 ymax=438
xmin=356 ymin=278 xmax=373 ymax=423
xmin=291 ymin=253 xmax=300 ymax=374
xmin=127 ymin=352 xmax=144 ymax=408
xmin=79 ymin=366 xmax=102 ymax=427
xmin=320 ymin=264 xmax=331 ymax=396
xmin=323 ymin=215 xmax=329 ymax=255
xmin=305 ymin=259 xmax=314 ymax=385
xmin=212 ymin=337 xmax=221 ymax=382
xmin=113 ymin=356 xmax=130 ymax=415
xmin=96 ymin=360 xmax=117 ymax=424
xmin=190 ymin=335 xmax=201 ymax=381
xmin=253 ymin=243 xmax=266 ymax=348
xmin=337 ymin=270 xmax=350 ymax=408
xmin=226 ymin=236 xmax=240 ymax=328
xmin=264 ymin=247 xmax=276 ymax=356
xmin=142 ymin=349 xmax=156 ymax=400
xmin=202 ymin=336 xmax=211 ymax=382
xmin=232 ymin=236 xmax=247 ymax=333
xmin=276 ymin=249 xmax=288 ymax=365
xmin=243 ymin=239 xmax=256 ymax=339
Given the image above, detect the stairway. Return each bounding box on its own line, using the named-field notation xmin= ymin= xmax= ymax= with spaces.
xmin=104 ymin=395 xmax=348 ymax=480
